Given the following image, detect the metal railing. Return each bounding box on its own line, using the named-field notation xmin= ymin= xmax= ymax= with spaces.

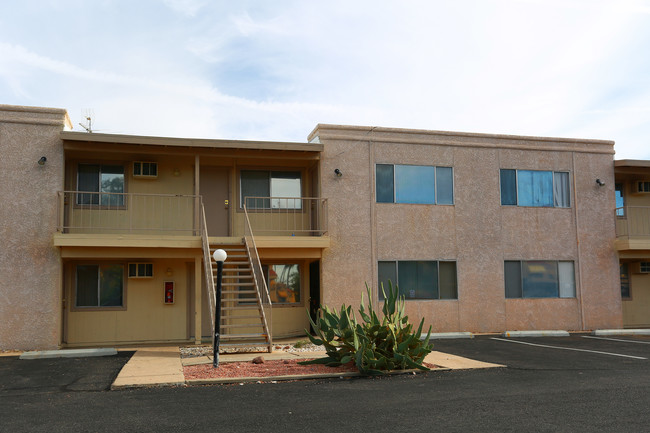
xmin=243 ymin=205 xmax=273 ymax=346
xmin=57 ymin=191 xmax=200 ymax=235
xmin=200 ymin=201 xmax=217 ymax=342
xmin=616 ymin=206 xmax=650 ymax=238
xmin=242 ymin=196 xmax=328 ymax=236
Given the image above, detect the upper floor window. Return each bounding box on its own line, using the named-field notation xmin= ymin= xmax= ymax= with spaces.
xmin=77 ymin=164 xmax=125 ymax=206
xmin=378 ymin=260 xmax=458 ymax=300
xmin=615 ymin=183 xmax=625 ymax=217
xmin=505 ymin=260 xmax=575 ymax=298
xmin=376 ymin=164 xmax=453 ymax=204
xmin=500 ymin=169 xmax=570 ymax=208
xmin=241 ymin=170 xmax=301 ymax=209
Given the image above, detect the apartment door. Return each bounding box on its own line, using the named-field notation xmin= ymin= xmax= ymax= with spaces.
xmin=200 ymin=167 xmax=230 ymax=236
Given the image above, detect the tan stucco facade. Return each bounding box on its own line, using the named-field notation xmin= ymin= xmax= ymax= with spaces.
xmin=313 ymin=125 xmax=623 ymax=332
xmin=0 ymin=105 xmax=71 ymax=350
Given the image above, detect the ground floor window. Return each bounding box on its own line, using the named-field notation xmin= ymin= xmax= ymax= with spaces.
xmin=75 ymin=264 xmax=124 ymax=307
xmin=378 ymin=260 xmax=458 ymax=300
xmin=262 ymin=264 xmax=301 ymax=304
xmin=505 ymin=260 xmax=575 ymax=298
xmin=620 ymin=263 xmax=630 ymax=299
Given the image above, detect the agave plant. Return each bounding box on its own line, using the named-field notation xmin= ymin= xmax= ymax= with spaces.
xmin=299 ymin=282 xmax=433 ymax=375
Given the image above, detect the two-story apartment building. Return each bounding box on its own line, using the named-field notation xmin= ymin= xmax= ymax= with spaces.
xmin=1 ymin=104 xmax=633 ymax=351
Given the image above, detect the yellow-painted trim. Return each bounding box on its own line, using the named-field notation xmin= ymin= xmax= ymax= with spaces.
xmin=615 ymin=238 xmax=650 ymax=251
xmin=254 ymin=235 xmax=330 ymax=249
xmin=54 ymin=233 xmax=202 ymax=248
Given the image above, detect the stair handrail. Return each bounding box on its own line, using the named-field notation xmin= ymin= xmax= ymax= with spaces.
xmin=243 ymin=203 xmax=273 ymax=348
xmin=199 ymin=199 xmax=217 ymax=343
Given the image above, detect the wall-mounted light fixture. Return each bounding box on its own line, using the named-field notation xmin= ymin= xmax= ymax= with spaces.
xmin=173 ymin=168 xmax=181 ymax=176
xmin=166 ymin=267 xmax=173 ymax=277
xmin=596 ymin=179 xmax=605 ymax=187
xmin=334 ymin=168 xmax=343 ymax=178
xmin=38 ymin=156 xmax=47 ymax=166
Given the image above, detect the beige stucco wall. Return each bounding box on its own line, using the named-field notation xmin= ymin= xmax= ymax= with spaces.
xmin=0 ymin=105 xmax=71 ymax=350
xmin=314 ymin=125 xmax=622 ymax=332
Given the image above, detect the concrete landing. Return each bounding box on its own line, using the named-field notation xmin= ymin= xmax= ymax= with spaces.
xmin=112 ymin=347 xmax=185 ymax=389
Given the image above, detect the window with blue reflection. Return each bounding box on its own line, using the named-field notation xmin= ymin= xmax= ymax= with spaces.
xmin=500 ymin=169 xmax=569 ymax=208
xmin=615 ymin=183 xmax=625 ymax=217
xmin=377 ymin=164 xmax=453 ymax=205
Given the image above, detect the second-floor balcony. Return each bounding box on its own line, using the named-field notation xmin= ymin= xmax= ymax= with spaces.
xmin=615 ymin=206 xmax=650 ymax=250
xmin=56 ymin=191 xmax=328 ymax=239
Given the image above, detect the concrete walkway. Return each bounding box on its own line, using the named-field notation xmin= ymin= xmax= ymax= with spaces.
xmin=111 ymin=346 xmax=504 ymax=389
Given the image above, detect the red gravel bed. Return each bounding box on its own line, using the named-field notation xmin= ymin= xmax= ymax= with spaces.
xmin=184 ymin=358 xmax=437 ymax=380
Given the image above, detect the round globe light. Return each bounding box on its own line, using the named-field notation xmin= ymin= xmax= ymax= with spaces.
xmin=212 ymin=249 xmax=227 ymax=263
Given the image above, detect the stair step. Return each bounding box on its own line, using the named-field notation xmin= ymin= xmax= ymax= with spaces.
xmin=221 ymin=324 xmax=263 ymax=329
xmin=220 ymin=333 xmax=268 ymax=340
xmin=221 ymin=282 xmax=254 ymax=287
xmin=221 ymin=314 xmax=265 ymax=320
xmin=222 ymin=274 xmax=253 ymax=279
xmin=221 ymin=290 xmax=257 ymax=295
xmin=221 ymin=306 xmax=262 ymax=311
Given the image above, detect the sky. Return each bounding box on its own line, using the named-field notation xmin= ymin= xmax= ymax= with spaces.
xmin=1 ymin=0 xmax=649 ymax=158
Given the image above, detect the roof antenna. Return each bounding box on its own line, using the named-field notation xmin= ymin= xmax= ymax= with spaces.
xmin=79 ymin=109 xmax=94 ymax=133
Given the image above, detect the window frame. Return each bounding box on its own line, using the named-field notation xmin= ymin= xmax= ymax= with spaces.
xmin=75 ymin=162 xmax=127 ymax=209
xmin=239 ymin=169 xmax=304 ymax=211
xmin=72 ymin=262 xmax=126 ymax=311
xmin=504 ymin=260 xmax=576 ymax=299
xmin=375 ymin=164 xmax=454 ymax=205
xmin=377 ymin=260 xmax=458 ymax=300
xmin=500 ymin=169 xmax=571 ymax=208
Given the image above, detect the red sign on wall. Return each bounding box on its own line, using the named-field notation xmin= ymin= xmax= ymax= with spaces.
xmin=164 ymin=281 xmax=174 ymax=304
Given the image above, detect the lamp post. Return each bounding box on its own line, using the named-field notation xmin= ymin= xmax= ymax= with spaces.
xmin=212 ymin=249 xmax=227 ymax=367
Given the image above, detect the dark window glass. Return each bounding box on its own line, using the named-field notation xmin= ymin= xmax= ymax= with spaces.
xmin=376 ymin=164 xmax=394 ymax=203
xmin=241 ymin=170 xmax=271 ymax=209
xmin=504 ymin=261 xmax=522 ymax=298
xmin=78 ymin=164 xmax=100 ymax=205
xmin=522 ymin=261 xmax=558 ymax=298
xmin=436 ymin=167 xmax=454 ymax=205
xmin=76 ymin=264 xmax=123 ymax=307
xmin=553 ymin=172 xmax=570 ymax=207
xmin=439 ymin=261 xmax=458 ymax=299
xmin=620 ymin=263 xmax=630 ymax=298
xmin=500 ymin=169 xmax=517 ymax=205
xmin=378 ymin=261 xmax=397 ymax=300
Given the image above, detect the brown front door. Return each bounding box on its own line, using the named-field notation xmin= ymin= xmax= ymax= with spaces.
xmin=200 ymin=166 xmax=230 ymax=236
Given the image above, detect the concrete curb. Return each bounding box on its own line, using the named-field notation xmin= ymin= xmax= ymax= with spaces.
xmin=502 ymin=330 xmax=570 ymax=338
xmin=185 ymin=366 xmax=451 ymax=386
xmin=424 ymin=332 xmax=474 ymax=340
xmin=20 ymin=348 xmax=117 ymax=360
xmin=593 ymin=329 xmax=650 ymax=336
xmin=111 ymin=380 xmax=186 ymax=390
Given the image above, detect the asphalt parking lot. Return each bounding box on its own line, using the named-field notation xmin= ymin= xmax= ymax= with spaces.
xmin=432 ymin=333 xmax=650 ymax=371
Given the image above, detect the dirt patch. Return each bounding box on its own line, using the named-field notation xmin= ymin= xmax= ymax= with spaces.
xmin=184 ymin=358 xmax=437 ymax=381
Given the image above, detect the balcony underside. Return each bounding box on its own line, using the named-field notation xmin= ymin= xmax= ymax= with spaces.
xmin=615 ymin=238 xmax=650 ymax=252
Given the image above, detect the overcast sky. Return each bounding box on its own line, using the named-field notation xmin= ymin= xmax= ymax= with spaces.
xmin=1 ymin=0 xmax=649 ymax=158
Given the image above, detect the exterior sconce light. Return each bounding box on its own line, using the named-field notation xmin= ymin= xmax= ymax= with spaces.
xmin=166 ymin=267 xmax=173 ymax=277
xmin=596 ymin=179 xmax=605 ymax=187
xmin=173 ymin=168 xmax=181 ymax=176
xmin=334 ymin=168 xmax=343 ymax=177
xmin=38 ymin=156 xmax=47 ymax=166
xmin=212 ymin=249 xmax=228 ymax=367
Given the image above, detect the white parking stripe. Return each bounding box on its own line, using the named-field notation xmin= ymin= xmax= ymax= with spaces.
xmin=490 ymin=337 xmax=648 ymax=360
xmin=583 ymin=335 xmax=650 ymax=345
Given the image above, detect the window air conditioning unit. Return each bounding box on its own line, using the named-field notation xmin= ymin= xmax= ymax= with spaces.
xmin=133 ymin=161 xmax=158 ymax=178
xmin=633 ymin=180 xmax=650 ymax=194
xmin=630 ymin=262 xmax=650 ymax=274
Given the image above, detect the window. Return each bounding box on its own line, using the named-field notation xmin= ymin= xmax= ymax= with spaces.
xmin=75 ymin=264 xmax=124 ymax=307
xmin=641 ymin=262 xmax=650 ymax=273
xmin=128 ymin=263 xmax=153 ymax=278
xmin=376 ymin=164 xmax=454 ymax=205
xmin=378 ymin=260 xmax=457 ymax=300
xmin=615 ymin=183 xmax=625 ymax=217
xmin=133 ymin=161 xmax=158 ymax=178
xmin=620 ymin=263 xmax=630 ymax=299
xmin=262 ymin=264 xmax=301 ymax=304
xmin=505 ymin=260 xmax=575 ymax=298
xmin=77 ymin=164 xmax=125 ymax=206
xmin=500 ymin=169 xmax=570 ymax=207
xmin=241 ymin=170 xmax=302 ymax=209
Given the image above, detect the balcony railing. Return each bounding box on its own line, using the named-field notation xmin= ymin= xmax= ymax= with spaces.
xmin=57 ymin=191 xmax=200 ymax=235
xmin=242 ymin=196 xmax=328 ymax=236
xmin=616 ymin=206 xmax=650 ymax=238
